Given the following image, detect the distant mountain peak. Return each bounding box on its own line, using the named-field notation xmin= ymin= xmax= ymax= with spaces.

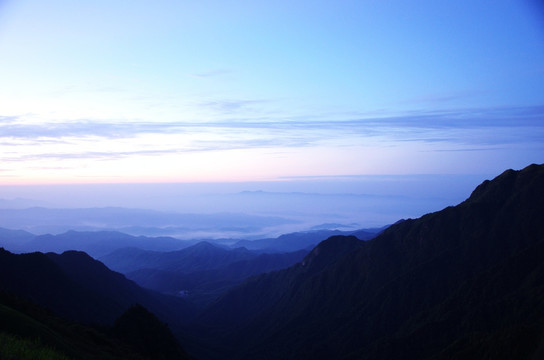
xmin=191 ymin=241 xmax=217 ymax=248
xmin=185 ymin=241 xmax=224 ymax=253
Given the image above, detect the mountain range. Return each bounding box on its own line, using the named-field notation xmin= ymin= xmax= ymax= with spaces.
xmin=0 ymin=226 xmax=381 ymax=258
xmin=0 ymin=163 xmax=542 ymax=359
xmin=98 ymin=231 xmax=381 ymax=305
xmin=0 ymin=230 xmax=194 ymax=258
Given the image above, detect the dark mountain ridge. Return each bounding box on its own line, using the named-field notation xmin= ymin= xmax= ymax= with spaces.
xmin=0 ymin=248 xmax=195 ymax=327
xmin=187 ymin=163 xmax=544 ymax=360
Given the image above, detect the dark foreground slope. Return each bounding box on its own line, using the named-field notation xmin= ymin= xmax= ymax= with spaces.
xmin=190 ymin=164 xmax=544 ymax=360
xmin=0 ymin=292 xmax=190 ymax=359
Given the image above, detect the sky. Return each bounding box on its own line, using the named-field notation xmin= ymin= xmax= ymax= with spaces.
xmin=0 ymin=0 xmax=542 ymax=186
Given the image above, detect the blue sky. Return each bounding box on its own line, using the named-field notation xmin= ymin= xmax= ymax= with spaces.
xmin=0 ymin=0 xmax=543 ymax=184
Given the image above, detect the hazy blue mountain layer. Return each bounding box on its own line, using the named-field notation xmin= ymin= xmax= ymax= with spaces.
xmin=0 ymin=229 xmax=193 ymax=257
xmin=0 ymin=226 xmax=382 ymax=258
xmin=100 ymin=241 xmax=256 ymax=274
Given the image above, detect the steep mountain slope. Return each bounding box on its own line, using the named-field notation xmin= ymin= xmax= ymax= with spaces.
xmin=190 ymin=163 xmax=544 ymax=360
xmin=188 ymin=236 xmax=365 ymax=358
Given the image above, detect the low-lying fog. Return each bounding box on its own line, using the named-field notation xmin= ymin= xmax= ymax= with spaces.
xmin=0 ymin=174 xmax=489 ymax=239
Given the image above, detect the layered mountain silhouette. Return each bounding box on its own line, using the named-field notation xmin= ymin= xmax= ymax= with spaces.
xmin=94 ymin=228 xmax=380 ymax=304
xmin=100 ymin=241 xmax=309 ymax=305
xmin=100 ymin=241 xmax=255 ymax=274
xmin=186 ymin=164 xmax=544 ymax=359
xmin=126 ymin=249 xmax=308 ymax=305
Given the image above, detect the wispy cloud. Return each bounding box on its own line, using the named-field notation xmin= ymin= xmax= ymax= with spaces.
xmin=0 ymin=137 xmax=310 ymax=163
xmin=2 ymin=104 xmax=542 ymax=139
xmin=0 ymin=115 xmax=20 ymax=123
xmin=2 ymin=149 xmax=180 ymax=162
xmin=356 ymin=105 xmax=544 ymax=129
xmin=0 ymin=105 xmax=542 ymax=163
xmin=199 ymin=99 xmax=269 ymax=113
xmin=429 ymin=147 xmax=506 ymax=152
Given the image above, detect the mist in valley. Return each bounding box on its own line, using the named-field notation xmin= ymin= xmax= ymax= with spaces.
xmin=0 ymin=173 xmax=487 ymax=240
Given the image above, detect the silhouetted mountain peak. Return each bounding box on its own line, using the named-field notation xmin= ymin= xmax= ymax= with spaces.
xmin=114 ymin=304 xmax=189 ymax=359
xmin=466 ymin=163 xmax=543 ymax=205
xmin=47 ymin=249 xmax=104 ymax=266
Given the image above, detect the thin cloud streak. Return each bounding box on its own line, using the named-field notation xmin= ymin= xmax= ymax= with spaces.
xmin=200 ymin=99 xmax=269 ymax=113
xmin=1 ymin=105 xmax=542 ymax=138
xmin=0 ymin=105 xmax=542 ymax=167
